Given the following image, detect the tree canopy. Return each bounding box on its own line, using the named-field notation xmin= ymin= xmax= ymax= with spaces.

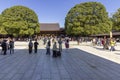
xmin=0 ymin=15 xmax=7 ymax=35
xmin=112 ymin=8 xmax=120 ymax=31
xmin=0 ymin=5 xmax=40 ymax=37
xmin=65 ymin=2 xmax=112 ymax=36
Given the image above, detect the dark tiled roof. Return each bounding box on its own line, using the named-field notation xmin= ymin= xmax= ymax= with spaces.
xmin=40 ymin=23 xmax=60 ymax=31
xmin=113 ymin=32 xmax=120 ymax=35
xmin=60 ymin=28 xmax=64 ymax=31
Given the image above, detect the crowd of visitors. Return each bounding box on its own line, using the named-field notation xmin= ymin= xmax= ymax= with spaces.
xmin=27 ymin=36 xmax=70 ymax=57
xmin=0 ymin=36 xmax=118 ymax=56
xmin=0 ymin=36 xmax=70 ymax=57
xmin=0 ymin=38 xmax=14 ymax=55
xmin=92 ymin=37 xmax=116 ymax=51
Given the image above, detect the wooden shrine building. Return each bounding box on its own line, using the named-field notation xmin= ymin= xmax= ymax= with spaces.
xmin=39 ymin=23 xmax=65 ymax=36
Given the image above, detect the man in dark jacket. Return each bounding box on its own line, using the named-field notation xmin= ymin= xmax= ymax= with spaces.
xmin=1 ymin=40 xmax=7 ymax=55
xmin=34 ymin=39 xmax=39 ymax=53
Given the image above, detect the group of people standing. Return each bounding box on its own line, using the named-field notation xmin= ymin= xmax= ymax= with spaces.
xmin=27 ymin=37 xmax=70 ymax=57
xmin=45 ymin=37 xmax=70 ymax=57
xmin=92 ymin=37 xmax=116 ymax=51
xmin=28 ymin=39 xmax=39 ymax=54
xmin=0 ymin=37 xmax=70 ymax=56
xmin=0 ymin=38 xmax=14 ymax=55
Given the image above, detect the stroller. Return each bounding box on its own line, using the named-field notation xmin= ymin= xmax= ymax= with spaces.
xmin=56 ymin=48 xmax=61 ymax=57
xmin=53 ymin=48 xmax=61 ymax=57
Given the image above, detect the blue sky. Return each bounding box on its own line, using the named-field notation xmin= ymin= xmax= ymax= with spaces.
xmin=0 ymin=0 xmax=120 ymax=27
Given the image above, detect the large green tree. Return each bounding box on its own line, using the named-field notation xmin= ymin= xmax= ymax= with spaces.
xmin=0 ymin=15 xmax=7 ymax=35
xmin=1 ymin=5 xmax=40 ymax=37
xmin=112 ymin=8 xmax=120 ymax=31
xmin=65 ymin=2 xmax=112 ymax=36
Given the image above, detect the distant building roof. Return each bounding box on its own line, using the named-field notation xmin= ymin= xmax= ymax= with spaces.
xmin=40 ymin=23 xmax=60 ymax=31
xmin=91 ymin=31 xmax=120 ymax=37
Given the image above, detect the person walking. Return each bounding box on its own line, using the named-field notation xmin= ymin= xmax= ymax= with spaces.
xmin=28 ymin=40 xmax=33 ymax=54
xmin=65 ymin=39 xmax=69 ymax=49
xmin=65 ymin=39 xmax=69 ymax=53
xmin=34 ymin=39 xmax=39 ymax=53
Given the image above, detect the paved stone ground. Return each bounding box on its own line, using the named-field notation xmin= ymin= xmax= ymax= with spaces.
xmin=0 ymin=41 xmax=120 ymax=80
xmin=72 ymin=42 xmax=120 ymax=64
